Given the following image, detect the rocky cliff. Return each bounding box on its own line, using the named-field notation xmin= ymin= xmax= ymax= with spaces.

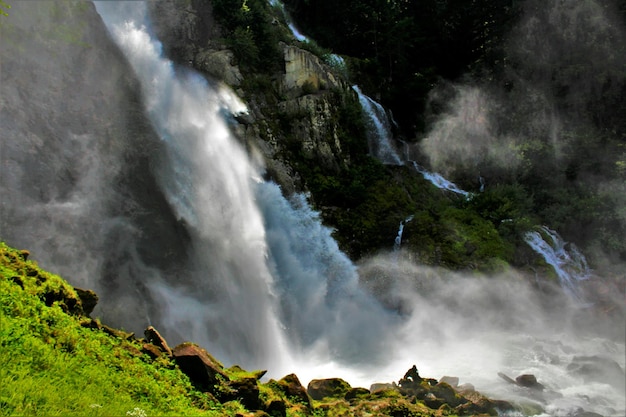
xmin=147 ymin=0 xmax=360 ymax=195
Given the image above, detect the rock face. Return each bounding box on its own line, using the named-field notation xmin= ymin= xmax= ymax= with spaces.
xmin=146 ymin=1 xmax=358 ymax=195
xmin=282 ymin=45 xmax=342 ymax=94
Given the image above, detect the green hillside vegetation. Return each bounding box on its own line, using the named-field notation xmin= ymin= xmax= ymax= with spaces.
xmin=1 ymin=241 xmax=523 ymax=416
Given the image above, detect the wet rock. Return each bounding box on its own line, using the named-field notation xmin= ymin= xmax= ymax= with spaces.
xmin=172 ymin=342 xmax=229 ymax=390
xmin=515 ymin=374 xmax=545 ymax=391
xmin=222 ymin=377 xmax=261 ymax=410
xmin=264 ymin=399 xmax=286 ymax=417
xmin=571 ymin=408 xmax=604 ymax=417
xmin=370 ymin=382 xmax=396 ymax=392
xmin=430 ymin=382 xmax=468 ymax=408
xmin=307 ymin=378 xmax=351 ymax=400
xmin=456 ymin=383 xmax=475 ymax=393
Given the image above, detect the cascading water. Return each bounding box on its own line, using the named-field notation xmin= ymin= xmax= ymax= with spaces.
xmin=352 ymin=86 xmax=472 ymax=197
xmin=94 ymin=0 xmax=396 ymax=374
xmin=352 ymin=86 xmax=404 ymax=165
xmin=524 ymin=226 xmax=591 ymax=299
xmin=94 ymin=1 xmax=290 ymax=371
xmin=394 ymin=215 xmax=414 ymax=251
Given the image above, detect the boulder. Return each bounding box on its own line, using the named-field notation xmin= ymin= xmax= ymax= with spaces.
xmin=276 ymin=374 xmax=310 ymax=405
xmin=141 ymin=343 xmax=163 ymax=359
xmin=370 ymin=382 xmax=396 ymax=393
xmin=515 ymin=374 xmax=545 ymax=391
xmin=307 ymin=378 xmax=351 ymax=401
xmin=264 ymin=399 xmax=286 ymax=417
xmin=222 ymin=377 xmax=261 ymax=411
xmin=144 ymin=326 xmax=172 ymax=356
xmin=429 ymin=382 xmax=468 ymax=408
xmin=172 ymin=342 xmax=229 ymax=390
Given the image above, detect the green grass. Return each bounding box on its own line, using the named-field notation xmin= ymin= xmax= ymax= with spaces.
xmin=0 ymin=241 xmax=506 ymax=416
xmin=0 ymin=242 xmax=221 ymax=416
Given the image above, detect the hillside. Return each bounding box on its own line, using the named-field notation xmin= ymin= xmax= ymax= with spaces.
xmin=1 ymin=241 xmax=523 ymax=416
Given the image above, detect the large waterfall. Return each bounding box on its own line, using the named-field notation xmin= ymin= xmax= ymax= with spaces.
xmin=1 ymin=1 xmax=623 ymax=415
xmin=94 ymin=1 xmax=399 ymax=375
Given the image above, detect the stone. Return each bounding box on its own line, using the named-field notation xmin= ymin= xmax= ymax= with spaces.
xmin=430 ymin=382 xmax=468 ymax=408
xmin=370 ymin=382 xmax=396 ymax=392
xmin=195 ymin=49 xmax=243 ymax=87
xmin=144 ymin=326 xmax=172 ymax=356
xmin=223 ymin=377 xmax=261 ymax=411
xmin=515 ymin=374 xmax=545 ymax=391
xmin=276 ymin=374 xmax=310 ymax=405
xmin=307 ymin=378 xmax=352 ymax=401
xmin=172 ymin=342 xmax=229 ymax=390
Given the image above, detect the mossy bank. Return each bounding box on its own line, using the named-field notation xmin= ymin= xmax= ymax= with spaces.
xmin=1 ymin=241 xmax=527 ymax=416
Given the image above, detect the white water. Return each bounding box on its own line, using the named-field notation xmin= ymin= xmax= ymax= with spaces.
xmin=352 ymin=85 xmax=404 ymax=165
xmin=95 ymin=2 xmax=291 ymax=371
xmin=394 ymin=215 xmax=414 ymax=251
xmin=91 ymin=3 xmax=625 ymax=415
xmin=524 ymin=226 xmax=592 ymax=299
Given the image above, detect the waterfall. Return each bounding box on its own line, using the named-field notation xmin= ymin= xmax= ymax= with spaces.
xmin=524 ymin=226 xmax=591 ymax=299
xmin=352 ymin=86 xmax=403 ymax=165
xmin=353 ymin=87 xmax=471 ymax=197
xmin=394 ymin=215 xmax=414 ymax=251
xmin=94 ymin=1 xmax=395 ymax=373
xmin=94 ymin=1 xmax=290 ymax=370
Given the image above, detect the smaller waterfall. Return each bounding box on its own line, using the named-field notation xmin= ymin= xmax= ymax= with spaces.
xmin=394 ymin=215 xmax=414 ymax=251
xmin=409 ymin=161 xmax=469 ymax=197
xmin=268 ymin=0 xmax=308 ymax=42
xmin=352 ymin=86 xmax=403 ymax=165
xmin=524 ymin=226 xmax=591 ymax=298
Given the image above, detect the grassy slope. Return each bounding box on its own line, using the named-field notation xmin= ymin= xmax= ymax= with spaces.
xmin=0 ymin=241 xmax=228 ymax=416
xmin=3 ymin=240 xmax=514 ymax=416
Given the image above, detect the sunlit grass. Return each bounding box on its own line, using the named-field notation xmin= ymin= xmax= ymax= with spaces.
xmin=0 ymin=242 xmax=222 ymax=416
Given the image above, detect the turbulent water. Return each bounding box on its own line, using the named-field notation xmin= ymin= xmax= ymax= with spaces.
xmin=0 ymin=2 xmax=624 ymax=416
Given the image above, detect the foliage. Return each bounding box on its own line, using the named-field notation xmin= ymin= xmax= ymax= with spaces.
xmin=211 ymin=0 xmax=282 ymax=73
